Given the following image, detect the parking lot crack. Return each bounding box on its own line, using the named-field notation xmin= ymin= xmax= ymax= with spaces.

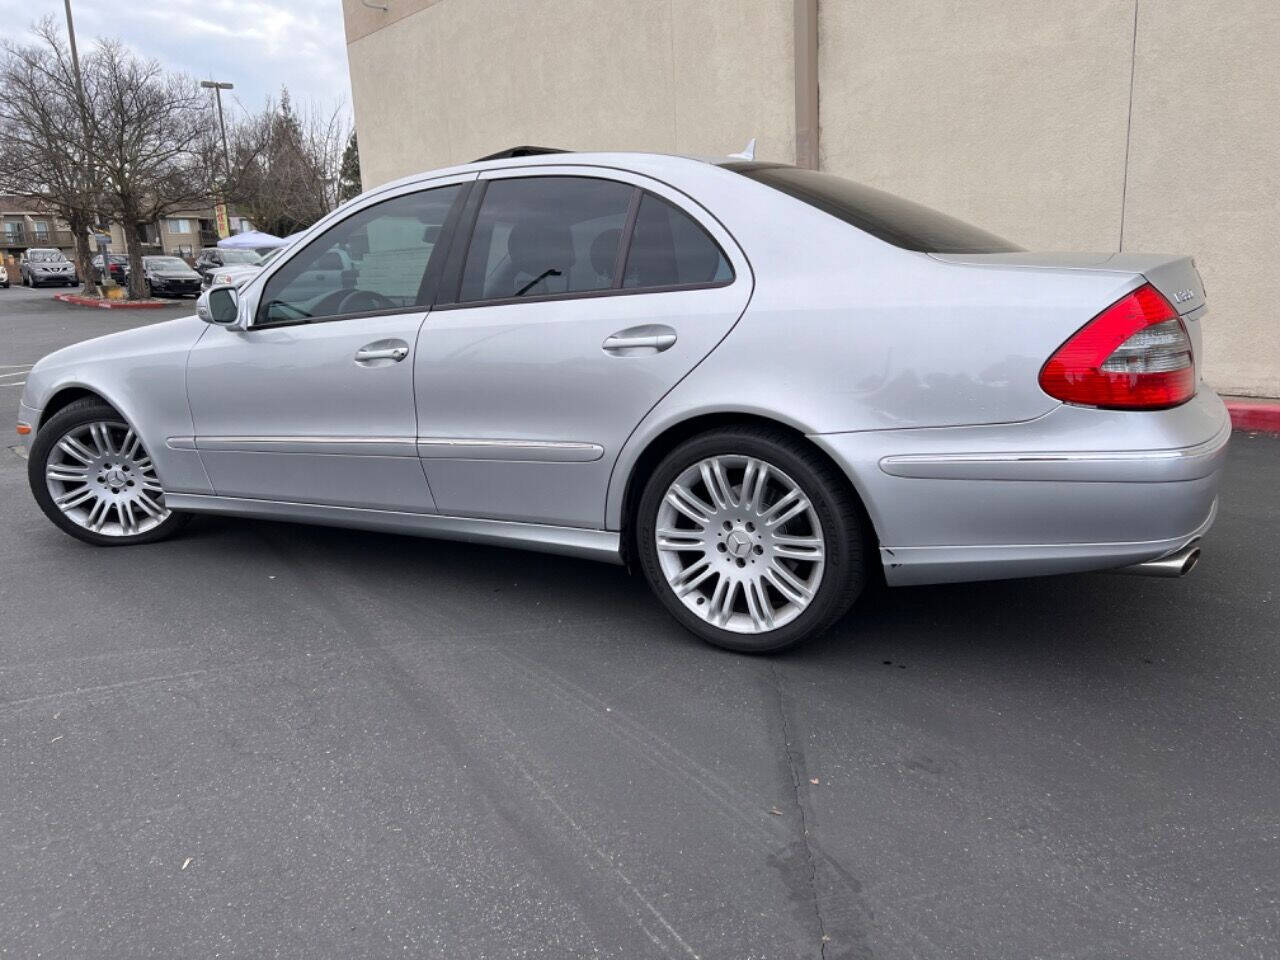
xmin=771 ymin=664 xmax=829 ymax=959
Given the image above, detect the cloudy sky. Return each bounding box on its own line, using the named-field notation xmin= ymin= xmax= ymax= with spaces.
xmin=0 ymin=0 xmax=352 ymax=121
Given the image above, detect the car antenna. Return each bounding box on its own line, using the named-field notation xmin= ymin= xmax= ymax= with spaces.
xmin=728 ymin=138 xmax=757 ymax=161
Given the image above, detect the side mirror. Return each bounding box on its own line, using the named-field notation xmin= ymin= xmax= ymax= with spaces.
xmin=197 ymin=284 xmax=241 ymax=326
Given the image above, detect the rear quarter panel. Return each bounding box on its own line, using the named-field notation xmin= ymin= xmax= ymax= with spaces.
xmin=605 ymin=164 xmax=1144 ymax=528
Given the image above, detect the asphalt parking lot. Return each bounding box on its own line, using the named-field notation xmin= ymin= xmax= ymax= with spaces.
xmin=2 ymin=289 xmax=1278 ymax=959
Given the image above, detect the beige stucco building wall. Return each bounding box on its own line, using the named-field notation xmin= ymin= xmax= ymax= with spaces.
xmin=344 ymin=0 xmax=1279 ymax=397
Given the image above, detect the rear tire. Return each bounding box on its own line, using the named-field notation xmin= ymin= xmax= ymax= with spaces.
xmin=636 ymin=426 xmax=865 ymax=653
xmin=28 ymin=399 xmax=190 ymax=547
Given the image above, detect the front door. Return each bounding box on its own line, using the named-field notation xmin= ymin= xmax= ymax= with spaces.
xmin=414 ymin=171 xmax=751 ymax=528
xmin=186 ymin=179 xmax=470 ymax=512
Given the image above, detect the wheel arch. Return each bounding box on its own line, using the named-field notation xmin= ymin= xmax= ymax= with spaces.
xmin=614 ymin=410 xmax=882 ymax=568
xmin=38 ymin=386 xmax=118 ymax=429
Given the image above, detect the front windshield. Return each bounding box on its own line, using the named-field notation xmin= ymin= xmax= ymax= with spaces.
xmin=30 ymin=250 xmax=65 ymax=262
xmin=144 ymin=257 xmax=190 ymax=271
xmin=220 ymin=250 xmax=263 ymax=265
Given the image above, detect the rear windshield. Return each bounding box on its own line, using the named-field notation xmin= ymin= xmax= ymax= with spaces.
xmin=723 ymin=162 xmax=1021 ymax=254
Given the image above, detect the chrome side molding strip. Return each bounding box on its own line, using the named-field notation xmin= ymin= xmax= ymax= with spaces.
xmin=176 ymin=436 xmax=606 ymax=463
xmin=878 ymin=420 xmax=1231 ymax=482
xmin=416 ymin=437 xmax=604 ymax=462
xmin=164 ymin=493 xmax=623 ymax=564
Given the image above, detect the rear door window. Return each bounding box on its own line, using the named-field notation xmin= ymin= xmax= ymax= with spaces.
xmin=623 ymin=193 xmax=732 ymax=289
xmin=458 ymin=176 xmax=633 ymax=302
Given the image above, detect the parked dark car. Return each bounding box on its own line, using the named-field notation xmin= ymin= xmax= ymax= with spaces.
xmin=20 ymin=249 xmax=77 ymax=287
xmin=141 ymin=256 xmax=202 ymax=298
xmin=91 ymin=254 xmax=131 ymax=284
xmin=193 ymin=247 xmax=262 ymax=288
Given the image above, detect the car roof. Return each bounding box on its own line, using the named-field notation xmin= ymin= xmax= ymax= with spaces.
xmin=364 ymin=149 xmax=742 ymax=201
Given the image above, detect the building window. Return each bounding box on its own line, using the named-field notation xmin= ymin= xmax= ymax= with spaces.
xmin=33 ymin=220 xmax=49 ymax=240
xmin=168 ymin=218 xmax=192 ymax=234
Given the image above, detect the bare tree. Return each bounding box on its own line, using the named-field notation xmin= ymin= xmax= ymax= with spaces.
xmin=231 ymin=89 xmax=350 ymax=238
xmin=85 ymin=40 xmax=205 ymax=299
xmin=0 ymin=18 xmax=105 ymax=296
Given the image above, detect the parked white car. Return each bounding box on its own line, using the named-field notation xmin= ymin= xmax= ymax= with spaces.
xmin=205 ymin=246 xmax=285 ymax=290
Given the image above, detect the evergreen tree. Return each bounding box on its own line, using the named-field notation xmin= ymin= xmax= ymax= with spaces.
xmin=338 ymin=131 xmax=361 ymax=203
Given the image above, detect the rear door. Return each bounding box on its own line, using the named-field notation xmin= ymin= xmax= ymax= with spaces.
xmin=414 ymin=168 xmax=752 ymax=528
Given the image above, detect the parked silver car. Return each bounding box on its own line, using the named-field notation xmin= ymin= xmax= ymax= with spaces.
xmin=16 ymin=151 xmax=1227 ymax=652
xmin=20 ymin=248 xmax=77 ymax=287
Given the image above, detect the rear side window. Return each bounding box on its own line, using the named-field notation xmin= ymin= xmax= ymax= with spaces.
xmin=724 ymin=162 xmax=1021 ymax=254
xmin=623 ymin=193 xmax=732 ymax=289
xmin=459 ymin=177 xmax=633 ymax=302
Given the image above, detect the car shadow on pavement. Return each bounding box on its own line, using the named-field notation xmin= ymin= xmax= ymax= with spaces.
xmin=180 ymin=512 xmax=1215 ymax=673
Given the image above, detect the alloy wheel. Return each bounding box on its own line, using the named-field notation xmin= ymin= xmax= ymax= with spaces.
xmin=44 ymin=420 xmax=170 ymax=537
xmin=654 ymin=454 xmax=825 ymax=634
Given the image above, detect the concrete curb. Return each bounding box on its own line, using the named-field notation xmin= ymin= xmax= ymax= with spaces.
xmin=1226 ymin=400 xmax=1280 ymax=435
xmin=53 ymin=294 xmax=172 ymax=310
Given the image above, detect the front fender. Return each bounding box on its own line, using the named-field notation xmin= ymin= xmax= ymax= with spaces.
xmin=24 ymin=316 xmax=213 ymax=495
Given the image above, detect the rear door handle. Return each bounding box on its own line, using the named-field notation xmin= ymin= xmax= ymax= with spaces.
xmin=355 ymin=339 xmax=409 ymax=364
xmin=602 ymin=324 xmax=678 ymax=356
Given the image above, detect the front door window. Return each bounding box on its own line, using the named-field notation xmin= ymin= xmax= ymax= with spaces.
xmin=258 ymin=184 xmax=464 ymax=324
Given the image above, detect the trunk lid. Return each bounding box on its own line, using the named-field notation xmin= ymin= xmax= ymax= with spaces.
xmin=930 ymin=251 xmax=1207 ymax=369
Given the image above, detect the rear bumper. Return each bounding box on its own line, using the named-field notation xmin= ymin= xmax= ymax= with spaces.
xmin=811 ymin=388 xmax=1230 ymax=586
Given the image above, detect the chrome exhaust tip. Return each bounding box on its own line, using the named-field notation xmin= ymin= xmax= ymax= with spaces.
xmin=1115 ymin=541 xmax=1201 ymax=578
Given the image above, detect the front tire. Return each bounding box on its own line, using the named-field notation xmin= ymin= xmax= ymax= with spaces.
xmin=28 ymin=399 xmax=190 ymax=546
xmin=636 ymin=427 xmax=865 ymax=653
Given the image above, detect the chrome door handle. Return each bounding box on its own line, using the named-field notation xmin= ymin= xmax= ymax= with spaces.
xmin=602 ymin=325 xmax=677 ymax=356
xmin=355 ymin=340 xmax=409 ymax=364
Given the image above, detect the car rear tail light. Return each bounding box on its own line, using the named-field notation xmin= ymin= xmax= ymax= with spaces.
xmin=1039 ymin=283 xmax=1195 ymax=409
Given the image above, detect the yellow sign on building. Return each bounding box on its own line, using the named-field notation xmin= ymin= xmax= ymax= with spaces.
xmin=214 ymin=203 xmax=231 ymax=239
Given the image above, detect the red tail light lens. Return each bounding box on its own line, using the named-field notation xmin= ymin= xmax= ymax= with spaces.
xmin=1039 ymin=283 xmax=1195 ymax=409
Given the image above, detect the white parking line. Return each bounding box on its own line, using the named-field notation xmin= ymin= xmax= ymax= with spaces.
xmin=0 ymin=370 xmax=32 ymax=379
xmin=0 ymin=381 xmax=25 ymax=387
xmin=0 ymin=364 xmax=35 ymax=369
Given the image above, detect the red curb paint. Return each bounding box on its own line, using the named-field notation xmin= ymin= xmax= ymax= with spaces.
xmin=1226 ymin=401 xmax=1280 ymax=435
xmin=53 ymin=293 xmax=173 ymax=310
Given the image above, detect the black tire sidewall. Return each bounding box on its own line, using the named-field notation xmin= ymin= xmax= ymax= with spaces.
xmin=28 ymin=400 xmax=189 ymax=547
xmin=636 ymin=429 xmax=864 ymax=653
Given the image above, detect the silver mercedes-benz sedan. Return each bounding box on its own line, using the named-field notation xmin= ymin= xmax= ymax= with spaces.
xmin=16 ymin=149 xmax=1228 ymax=652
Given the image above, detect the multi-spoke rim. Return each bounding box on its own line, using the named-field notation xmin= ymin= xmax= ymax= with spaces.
xmin=45 ymin=420 xmax=170 ymax=537
xmin=655 ymin=455 xmax=825 ymax=634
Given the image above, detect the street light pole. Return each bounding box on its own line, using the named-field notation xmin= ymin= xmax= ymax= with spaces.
xmin=201 ymin=80 xmax=235 ymax=241
xmin=200 ymin=80 xmax=234 ymax=182
xmin=62 ymin=0 xmax=109 ymax=294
